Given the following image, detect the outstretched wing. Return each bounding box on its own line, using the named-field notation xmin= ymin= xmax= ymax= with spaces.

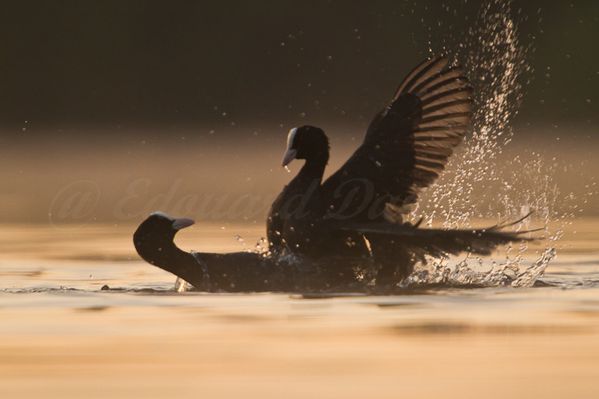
xmin=321 ymin=55 xmax=472 ymax=223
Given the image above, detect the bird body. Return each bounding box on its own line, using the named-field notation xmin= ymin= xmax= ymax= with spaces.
xmin=134 ymin=212 xmax=373 ymax=292
xmin=268 ymin=126 xmax=370 ymax=259
xmin=133 ymin=212 xmax=535 ymax=293
xmin=269 ymin=56 xmax=477 ymax=285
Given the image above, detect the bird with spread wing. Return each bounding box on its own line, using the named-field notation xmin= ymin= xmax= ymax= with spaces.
xmin=268 ymin=55 xmax=535 ymax=287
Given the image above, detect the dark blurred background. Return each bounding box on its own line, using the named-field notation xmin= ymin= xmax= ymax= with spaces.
xmin=0 ymin=0 xmax=597 ymax=223
xmin=0 ymin=0 xmax=596 ymax=131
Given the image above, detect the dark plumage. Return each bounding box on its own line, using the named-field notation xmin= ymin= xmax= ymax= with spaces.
xmin=133 ymin=212 xmax=535 ymax=293
xmin=133 ymin=55 xmax=537 ymax=292
xmin=268 ymin=55 xmax=532 ymax=287
xmin=133 ymin=212 xmax=373 ymax=292
xmin=133 ymin=212 xmax=272 ymax=291
xmin=268 ymin=126 xmax=369 ymax=258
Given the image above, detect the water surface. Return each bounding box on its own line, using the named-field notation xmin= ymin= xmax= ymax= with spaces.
xmin=1 ymin=219 xmax=599 ymax=398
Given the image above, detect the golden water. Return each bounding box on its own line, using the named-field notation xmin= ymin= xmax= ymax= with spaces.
xmin=1 ymin=219 xmax=599 ymax=398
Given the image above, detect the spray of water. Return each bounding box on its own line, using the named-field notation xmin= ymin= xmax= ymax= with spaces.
xmin=416 ymin=0 xmax=528 ymax=227
xmin=405 ymin=0 xmax=589 ymax=288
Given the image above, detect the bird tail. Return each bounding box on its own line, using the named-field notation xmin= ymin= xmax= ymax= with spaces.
xmin=338 ymin=212 xmax=541 ymax=258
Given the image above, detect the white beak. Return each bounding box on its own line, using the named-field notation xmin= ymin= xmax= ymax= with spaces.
xmin=172 ymin=217 xmax=195 ymax=230
xmin=281 ymin=148 xmax=297 ymax=167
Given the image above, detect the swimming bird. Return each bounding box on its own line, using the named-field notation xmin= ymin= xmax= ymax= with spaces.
xmin=134 ymin=211 xmax=534 ymax=292
xmin=268 ymin=55 xmax=532 ymax=287
xmin=133 ymin=212 xmax=372 ymax=292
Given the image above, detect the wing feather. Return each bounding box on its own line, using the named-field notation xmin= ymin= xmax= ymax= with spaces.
xmin=322 ymin=55 xmax=472 ymax=223
xmin=413 ymin=68 xmax=466 ymax=94
xmin=394 ymin=56 xmax=449 ymax=99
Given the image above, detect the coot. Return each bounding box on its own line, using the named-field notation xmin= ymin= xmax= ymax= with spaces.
xmin=268 ymin=55 xmax=524 ymax=286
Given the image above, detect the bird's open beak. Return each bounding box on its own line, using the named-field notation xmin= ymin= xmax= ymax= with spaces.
xmin=172 ymin=217 xmax=195 ymax=230
xmin=281 ymin=149 xmax=297 ymax=167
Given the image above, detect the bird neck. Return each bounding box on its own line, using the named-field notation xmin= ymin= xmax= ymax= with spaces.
xmin=135 ymin=236 xmax=205 ymax=285
xmin=299 ymin=151 xmax=328 ymax=182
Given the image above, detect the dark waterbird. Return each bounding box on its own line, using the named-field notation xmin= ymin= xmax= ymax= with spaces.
xmin=134 ymin=55 xmax=538 ymax=292
xmin=133 ymin=211 xmax=536 ymax=292
xmin=133 ymin=212 xmax=374 ymax=292
xmin=269 ymin=55 xmax=532 ymax=287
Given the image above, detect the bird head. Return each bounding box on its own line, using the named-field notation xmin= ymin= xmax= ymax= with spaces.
xmin=133 ymin=212 xmax=194 ymax=253
xmin=281 ymin=125 xmax=330 ymax=167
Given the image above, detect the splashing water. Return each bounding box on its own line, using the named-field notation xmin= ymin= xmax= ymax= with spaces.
xmin=417 ymin=0 xmax=529 ymax=228
xmin=405 ymin=0 xmax=569 ymax=288
xmin=174 ymin=277 xmax=191 ymax=293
